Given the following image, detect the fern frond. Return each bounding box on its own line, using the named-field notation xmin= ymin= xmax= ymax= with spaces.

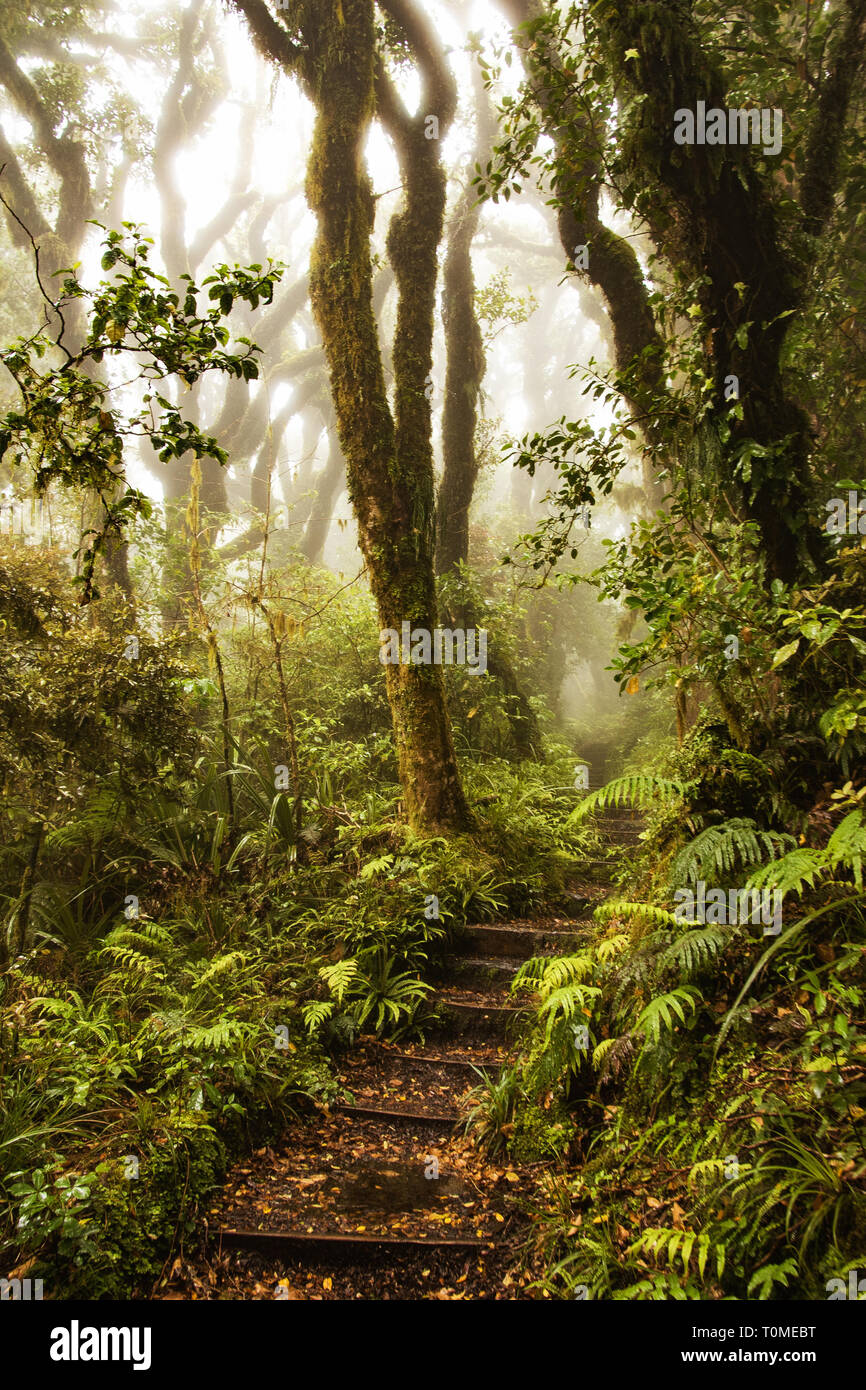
xmin=594 ymin=1031 xmax=636 ymax=1080
xmin=537 ymin=983 xmax=602 ymax=1023
xmin=185 ymin=1018 xmax=247 ymax=1051
xmin=747 ymin=848 xmax=826 ymax=897
xmin=100 ymin=923 xmax=174 ymax=956
xmin=747 ymin=1259 xmax=798 ymax=1299
xmin=592 ymin=1037 xmax=617 ymax=1069
xmin=596 ymin=933 xmax=629 ymax=963
xmin=637 ymin=987 xmax=699 ymax=1043
xmin=630 ymin=1226 xmax=724 ymax=1280
xmin=658 ymin=926 xmax=730 ymax=979
xmin=594 ymin=900 xmax=685 ymax=930
xmin=194 ymin=951 xmax=250 ymax=990
xmin=319 ymin=957 xmax=360 ymax=1005
xmin=302 ymin=1000 xmax=334 ymax=1034
xmin=827 ymin=809 xmax=866 ymax=888
xmin=569 ymin=775 xmax=685 ymax=823
xmin=537 ymin=954 xmax=595 ymax=993
xmin=671 ymin=819 xmax=795 ymax=888
xmin=686 ymin=1157 xmax=750 ymax=1188
xmin=512 ymin=955 xmax=549 ymax=988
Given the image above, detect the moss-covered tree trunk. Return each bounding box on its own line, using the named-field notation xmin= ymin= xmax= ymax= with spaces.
xmin=589 ymin=0 xmax=866 ymax=584
xmin=503 ymin=0 xmax=668 ymax=513
xmin=436 ymin=161 xmax=487 ymax=574
xmin=236 ymin=0 xmax=470 ymax=832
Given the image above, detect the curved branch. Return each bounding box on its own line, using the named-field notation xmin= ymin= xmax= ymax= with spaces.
xmin=227 ymin=0 xmax=307 ymax=84
xmin=377 ymin=0 xmax=457 ymax=128
xmin=0 ymin=37 xmax=91 ymax=253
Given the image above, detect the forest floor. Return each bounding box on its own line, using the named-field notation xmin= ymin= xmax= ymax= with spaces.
xmin=166 ymin=817 xmax=642 ymax=1300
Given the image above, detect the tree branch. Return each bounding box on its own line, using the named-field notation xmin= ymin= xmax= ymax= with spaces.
xmin=227 ymin=0 xmax=307 ymax=85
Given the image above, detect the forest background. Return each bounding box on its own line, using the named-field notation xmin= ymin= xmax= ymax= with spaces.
xmin=0 ymin=0 xmax=864 ymax=1301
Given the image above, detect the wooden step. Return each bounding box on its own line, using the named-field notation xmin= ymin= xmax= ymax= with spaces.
xmin=217 ymin=1228 xmax=493 ymax=1258
xmin=463 ymin=923 xmax=587 ymax=958
xmin=335 ymin=1102 xmax=458 ymax=1126
xmin=439 ymin=955 xmax=520 ymax=988
xmin=368 ymin=1045 xmax=505 ymax=1071
xmin=431 ymin=996 xmax=524 ymax=1036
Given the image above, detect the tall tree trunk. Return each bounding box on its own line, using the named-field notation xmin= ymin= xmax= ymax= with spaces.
xmin=435 ymin=101 xmax=489 ymax=573
xmin=589 ymin=0 xmax=859 ymax=583
xmin=434 ymin=68 xmax=541 ymax=759
xmin=299 ymin=420 xmax=345 ymax=565
xmin=502 ymin=0 xmax=668 ymax=513
xmin=235 ymin=0 xmax=470 ymax=832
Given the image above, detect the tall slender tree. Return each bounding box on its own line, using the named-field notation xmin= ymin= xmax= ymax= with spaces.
xmin=232 ymin=0 xmax=470 ymax=832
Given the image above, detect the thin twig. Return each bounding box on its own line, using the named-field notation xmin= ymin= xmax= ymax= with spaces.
xmin=0 ymin=171 xmax=73 ymax=361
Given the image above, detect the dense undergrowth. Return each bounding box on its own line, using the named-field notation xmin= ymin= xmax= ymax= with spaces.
xmin=3 ymin=529 xmax=864 ymax=1301
xmin=465 ymin=720 xmax=866 ymax=1299
xmin=0 ymin=540 xmax=597 ymax=1297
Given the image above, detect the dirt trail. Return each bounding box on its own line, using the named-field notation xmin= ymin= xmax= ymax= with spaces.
xmin=177 ymin=813 xmax=642 ymax=1300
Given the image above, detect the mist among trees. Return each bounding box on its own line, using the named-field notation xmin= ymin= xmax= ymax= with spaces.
xmin=1 ymin=0 xmax=864 ymax=1316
